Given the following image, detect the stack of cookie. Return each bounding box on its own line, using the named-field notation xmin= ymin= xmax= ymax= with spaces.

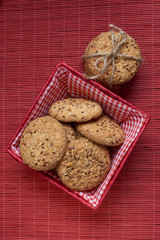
xmin=20 ymin=98 xmax=125 ymax=191
xmin=82 ymin=25 xmax=142 ymax=88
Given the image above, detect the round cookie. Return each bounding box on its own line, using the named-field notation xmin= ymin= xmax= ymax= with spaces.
xmin=57 ymin=138 xmax=111 ymax=191
xmin=61 ymin=123 xmax=76 ymax=143
xmin=83 ymin=31 xmax=142 ymax=87
xmin=20 ymin=116 xmax=68 ymax=171
xmin=76 ymin=114 xmax=125 ymax=147
xmin=49 ymin=98 xmax=102 ymax=123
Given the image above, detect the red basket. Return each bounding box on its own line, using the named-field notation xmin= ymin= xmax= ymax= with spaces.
xmin=7 ymin=63 xmax=150 ymax=210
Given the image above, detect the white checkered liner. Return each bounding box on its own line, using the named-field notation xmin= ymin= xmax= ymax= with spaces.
xmin=10 ymin=65 xmax=147 ymax=208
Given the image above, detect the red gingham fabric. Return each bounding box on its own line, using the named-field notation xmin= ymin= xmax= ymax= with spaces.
xmin=8 ymin=63 xmax=149 ymax=209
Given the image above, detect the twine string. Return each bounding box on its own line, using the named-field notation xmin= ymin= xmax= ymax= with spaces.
xmin=82 ymin=24 xmax=142 ymax=85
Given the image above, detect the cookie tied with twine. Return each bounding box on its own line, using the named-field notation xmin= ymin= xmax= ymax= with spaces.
xmin=82 ymin=24 xmax=142 ymax=88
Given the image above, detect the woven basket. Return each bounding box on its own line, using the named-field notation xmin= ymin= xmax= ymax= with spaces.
xmin=7 ymin=63 xmax=150 ymax=209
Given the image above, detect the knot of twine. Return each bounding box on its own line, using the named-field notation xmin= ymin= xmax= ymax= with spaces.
xmin=82 ymin=24 xmax=143 ymax=86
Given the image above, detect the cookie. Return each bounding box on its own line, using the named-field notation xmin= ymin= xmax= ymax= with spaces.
xmin=20 ymin=116 xmax=68 ymax=171
xmin=83 ymin=31 xmax=142 ymax=87
xmin=61 ymin=123 xmax=76 ymax=143
xmin=56 ymin=138 xmax=111 ymax=191
xmin=49 ymin=98 xmax=102 ymax=123
xmin=76 ymin=114 xmax=125 ymax=146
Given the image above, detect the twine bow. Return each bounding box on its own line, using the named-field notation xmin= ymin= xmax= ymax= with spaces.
xmin=82 ymin=24 xmax=142 ymax=86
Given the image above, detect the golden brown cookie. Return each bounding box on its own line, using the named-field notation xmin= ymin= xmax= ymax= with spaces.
xmin=20 ymin=116 xmax=68 ymax=171
xmin=83 ymin=31 xmax=142 ymax=87
xmin=48 ymin=98 xmax=102 ymax=123
xmin=76 ymin=114 xmax=125 ymax=146
xmin=56 ymin=138 xmax=111 ymax=191
xmin=61 ymin=123 xmax=76 ymax=143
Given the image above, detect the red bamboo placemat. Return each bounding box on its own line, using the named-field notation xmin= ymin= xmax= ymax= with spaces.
xmin=0 ymin=0 xmax=160 ymax=239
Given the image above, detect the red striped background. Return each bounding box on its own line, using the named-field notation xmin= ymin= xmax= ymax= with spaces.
xmin=0 ymin=0 xmax=160 ymax=239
